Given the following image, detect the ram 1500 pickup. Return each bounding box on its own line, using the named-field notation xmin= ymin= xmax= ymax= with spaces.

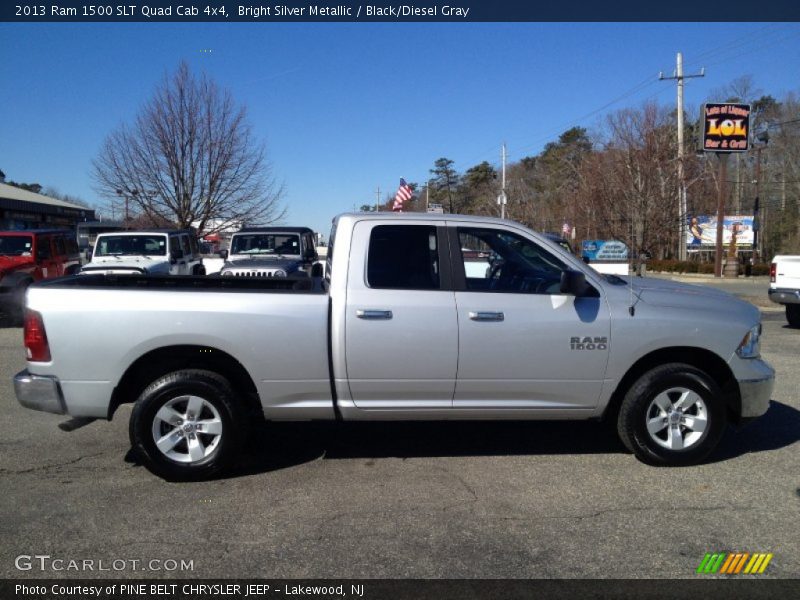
xmin=769 ymin=255 xmax=800 ymax=327
xmin=14 ymin=213 xmax=775 ymax=480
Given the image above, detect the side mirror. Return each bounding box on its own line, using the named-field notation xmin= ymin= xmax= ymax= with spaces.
xmin=560 ymin=269 xmax=592 ymax=296
xmin=310 ymin=263 xmax=323 ymax=278
xmin=218 ymin=249 xmax=228 ymax=260
xmin=582 ymin=256 xmax=591 ymax=264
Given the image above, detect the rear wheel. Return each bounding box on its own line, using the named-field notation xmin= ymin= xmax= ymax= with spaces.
xmin=129 ymin=369 xmax=246 ymax=480
xmin=617 ymin=363 xmax=726 ymax=466
xmin=786 ymin=304 xmax=800 ymax=328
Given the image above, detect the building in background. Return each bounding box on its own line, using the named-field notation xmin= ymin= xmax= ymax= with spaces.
xmin=0 ymin=182 xmax=95 ymax=230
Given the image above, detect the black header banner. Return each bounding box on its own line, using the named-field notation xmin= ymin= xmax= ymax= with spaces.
xmin=3 ymin=0 xmax=800 ymax=22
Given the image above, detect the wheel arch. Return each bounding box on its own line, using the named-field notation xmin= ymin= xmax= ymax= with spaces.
xmin=603 ymin=346 xmax=741 ymax=424
xmin=108 ymin=345 xmax=261 ymax=421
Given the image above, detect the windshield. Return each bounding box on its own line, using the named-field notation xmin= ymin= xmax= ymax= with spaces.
xmin=0 ymin=235 xmax=33 ymax=256
xmin=95 ymin=235 xmax=167 ymax=257
xmin=230 ymin=233 xmax=301 ymax=256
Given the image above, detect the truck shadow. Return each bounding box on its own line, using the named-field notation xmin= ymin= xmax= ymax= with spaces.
xmin=229 ymin=400 xmax=800 ymax=478
xmin=712 ymin=400 xmax=800 ymax=462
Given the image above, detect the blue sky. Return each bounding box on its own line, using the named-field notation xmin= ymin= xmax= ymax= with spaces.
xmin=1 ymin=22 xmax=799 ymax=236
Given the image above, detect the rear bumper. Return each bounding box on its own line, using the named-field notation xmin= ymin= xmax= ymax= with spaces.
xmin=768 ymin=288 xmax=800 ymax=305
xmin=14 ymin=370 xmax=66 ymax=415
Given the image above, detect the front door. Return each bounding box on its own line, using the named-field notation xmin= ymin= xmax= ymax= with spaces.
xmin=452 ymin=225 xmax=611 ymax=410
xmin=344 ymin=221 xmax=458 ymax=408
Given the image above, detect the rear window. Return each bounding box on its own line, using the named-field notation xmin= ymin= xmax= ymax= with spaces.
xmin=366 ymin=225 xmax=440 ymax=290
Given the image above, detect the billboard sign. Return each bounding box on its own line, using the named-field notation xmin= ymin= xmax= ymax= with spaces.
xmin=687 ymin=215 xmax=754 ymax=248
xmin=581 ymin=239 xmax=629 ymax=261
xmin=702 ymin=103 xmax=751 ymax=153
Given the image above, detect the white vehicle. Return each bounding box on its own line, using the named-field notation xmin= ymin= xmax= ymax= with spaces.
xmin=768 ymin=255 xmax=800 ymax=327
xmin=81 ymin=229 xmax=205 ymax=276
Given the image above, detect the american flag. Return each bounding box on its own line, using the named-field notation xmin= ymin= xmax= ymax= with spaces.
xmin=392 ymin=178 xmax=413 ymax=212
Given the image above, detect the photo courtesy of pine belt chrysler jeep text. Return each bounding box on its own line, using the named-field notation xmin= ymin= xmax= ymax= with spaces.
xmin=14 ymin=214 xmax=775 ymax=480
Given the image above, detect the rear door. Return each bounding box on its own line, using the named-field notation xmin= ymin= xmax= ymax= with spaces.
xmin=452 ymin=224 xmax=611 ymax=411
xmin=344 ymin=220 xmax=458 ymax=408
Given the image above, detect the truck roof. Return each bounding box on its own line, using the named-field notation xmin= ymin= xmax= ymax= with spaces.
xmin=335 ymin=212 xmax=521 ymax=228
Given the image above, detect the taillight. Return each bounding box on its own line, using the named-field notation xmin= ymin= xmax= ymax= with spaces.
xmin=24 ymin=310 xmax=51 ymax=362
xmin=770 ymin=263 xmax=777 ymax=283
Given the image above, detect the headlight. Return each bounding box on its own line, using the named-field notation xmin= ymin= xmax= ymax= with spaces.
xmin=221 ymin=271 xmax=234 ymax=277
xmin=273 ymin=269 xmax=287 ymax=277
xmin=736 ymin=324 xmax=761 ymax=358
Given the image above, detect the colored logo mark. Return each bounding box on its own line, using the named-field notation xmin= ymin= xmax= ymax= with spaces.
xmin=696 ymin=552 xmax=773 ymax=574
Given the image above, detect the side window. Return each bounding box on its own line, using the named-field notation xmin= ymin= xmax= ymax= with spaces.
xmin=180 ymin=234 xmax=191 ymax=256
xmin=169 ymin=235 xmax=181 ymax=256
xmin=36 ymin=237 xmax=52 ymax=260
xmin=188 ymin=235 xmax=199 ymax=256
xmin=458 ymin=227 xmax=566 ymax=294
xmin=367 ymin=225 xmax=440 ymax=290
xmin=54 ymin=236 xmax=66 ymax=257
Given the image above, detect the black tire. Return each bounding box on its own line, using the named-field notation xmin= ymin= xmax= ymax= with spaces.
xmin=129 ymin=369 xmax=247 ymax=480
xmin=617 ymin=363 xmax=726 ymax=466
xmin=786 ymin=305 xmax=800 ymax=328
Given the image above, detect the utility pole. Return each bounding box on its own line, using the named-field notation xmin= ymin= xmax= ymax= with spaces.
xmin=375 ymin=186 xmax=381 ymax=212
xmin=714 ymin=154 xmax=729 ymax=278
xmin=660 ymin=52 xmax=704 ymax=261
xmin=498 ymin=142 xmax=508 ymax=219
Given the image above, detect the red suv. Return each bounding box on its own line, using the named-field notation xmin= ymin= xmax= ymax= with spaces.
xmin=0 ymin=230 xmax=81 ymax=321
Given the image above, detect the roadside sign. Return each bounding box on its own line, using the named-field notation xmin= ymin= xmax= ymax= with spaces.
xmin=702 ymin=103 xmax=751 ymax=153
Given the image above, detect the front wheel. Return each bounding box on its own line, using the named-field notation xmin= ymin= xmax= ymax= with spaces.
xmin=786 ymin=304 xmax=800 ymax=328
xmin=129 ymin=369 xmax=246 ymax=480
xmin=617 ymin=363 xmax=726 ymax=466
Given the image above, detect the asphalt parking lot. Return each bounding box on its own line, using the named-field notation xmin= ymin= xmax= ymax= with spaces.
xmin=0 ymin=281 xmax=798 ymax=580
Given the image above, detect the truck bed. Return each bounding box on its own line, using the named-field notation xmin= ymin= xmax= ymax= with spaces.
xmin=25 ymin=274 xmax=333 ymax=420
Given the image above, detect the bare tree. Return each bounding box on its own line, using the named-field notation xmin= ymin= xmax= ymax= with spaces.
xmin=578 ymin=103 xmax=682 ymax=259
xmin=92 ymin=61 xmax=284 ymax=234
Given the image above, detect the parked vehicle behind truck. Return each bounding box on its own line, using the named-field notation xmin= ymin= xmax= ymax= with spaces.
xmin=80 ymin=229 xmax=205 ymax=276
xmin=769 ymin=255 xmax=800 ymax=327
xmin=0 ymin=229 xmax=80 ymax=320
xmin=14 ymin=213 xmax=774 ymax=480
xmin=219 ymin=227 xmax=318 ymax=278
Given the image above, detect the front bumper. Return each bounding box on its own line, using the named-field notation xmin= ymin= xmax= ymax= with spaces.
xmin=736 ymin=360 xmax=775 ymax=418
xmin=14 ymin=370 xmax=66 ymax=415
xmin=768 ymin=288 xmax=800 ymax=305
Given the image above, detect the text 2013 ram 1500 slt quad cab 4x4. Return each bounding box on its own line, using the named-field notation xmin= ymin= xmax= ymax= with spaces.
xmin=15 ymin=213 xmax=775 ymax=480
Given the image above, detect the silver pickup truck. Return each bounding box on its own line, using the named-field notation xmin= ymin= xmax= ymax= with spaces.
xmin=14 ymin=213 xmax=775 ymax=480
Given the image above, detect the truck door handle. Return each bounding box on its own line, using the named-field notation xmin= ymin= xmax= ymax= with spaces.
xmin=469 ymin=311 xmax=504 ymax=322
xmin=356 ymin=309 xmax=393 ymax=320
